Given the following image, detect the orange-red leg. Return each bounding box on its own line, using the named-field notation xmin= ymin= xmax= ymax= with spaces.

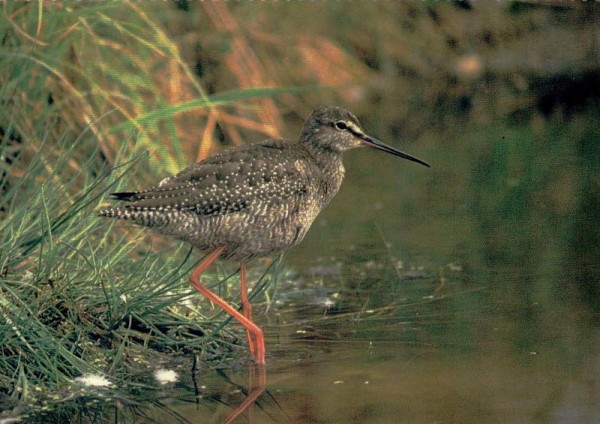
xmin=240 ymin=262 xmax=258 ymax=357
xmin=189 ymin=247 xmax=265 ymax=364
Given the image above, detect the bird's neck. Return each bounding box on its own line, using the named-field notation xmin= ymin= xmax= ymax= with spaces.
xmin=302 ymin=144 xmax=346 ymax=201
xmin=299 ymin=127 xmax=347 ymax=192
xmin=301 ymin=137 xmax=342 ymax=169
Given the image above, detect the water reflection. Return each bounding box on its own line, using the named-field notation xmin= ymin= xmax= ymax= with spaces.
xmin=156 ymin=255 xmax=598 ymax=423
xmin=219 ymin=365 xmax=266 ymax=424
xmin=173 ymin=284 xmax=600 ymax=423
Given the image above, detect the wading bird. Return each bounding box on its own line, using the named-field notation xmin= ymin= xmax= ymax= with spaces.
xmin=100 ymin=107 xmax=429 ymax=364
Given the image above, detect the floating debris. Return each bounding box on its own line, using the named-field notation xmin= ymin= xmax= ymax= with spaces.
xmin=154 ymin=369 xmax=178 ymax=385
xmin=74 ymin=374 xmax=112 ymax=388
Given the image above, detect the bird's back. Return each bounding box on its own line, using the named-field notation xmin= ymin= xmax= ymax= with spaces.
xmin=100 ymin=138 xmax=344 ymax=260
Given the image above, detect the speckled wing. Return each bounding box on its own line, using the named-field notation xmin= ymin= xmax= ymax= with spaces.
xmin=103 ymin=139 xmax=312 ymax=218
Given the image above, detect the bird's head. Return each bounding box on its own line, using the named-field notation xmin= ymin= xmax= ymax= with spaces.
xmin=300 ymin=106 xmax=430 ymax=167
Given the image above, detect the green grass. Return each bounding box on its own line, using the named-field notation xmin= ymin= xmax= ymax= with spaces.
xmin=0 ymin=132 xmax=261 ymax=404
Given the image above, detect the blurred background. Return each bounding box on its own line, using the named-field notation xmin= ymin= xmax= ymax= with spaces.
xmin=1 ymin=1 xmax=599 ymax=422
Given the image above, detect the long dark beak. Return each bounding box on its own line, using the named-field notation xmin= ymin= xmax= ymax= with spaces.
xmin=360 ymin=134 xmax=430 ymax=168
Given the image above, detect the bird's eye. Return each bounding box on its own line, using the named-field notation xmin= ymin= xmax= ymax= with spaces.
xmin=334 ymin=121 xmax=348 ymax=130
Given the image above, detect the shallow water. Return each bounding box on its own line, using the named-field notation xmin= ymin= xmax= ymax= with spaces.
xmin=136 ymin=271 xmax=600 ymax=423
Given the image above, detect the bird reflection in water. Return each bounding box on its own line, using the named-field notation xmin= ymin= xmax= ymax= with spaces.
xmin=221 ymin=365 xmax=267 ymax=424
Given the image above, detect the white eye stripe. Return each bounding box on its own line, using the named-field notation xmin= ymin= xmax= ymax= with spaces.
xmin=346 ymin=122 xmax=363 ymax=135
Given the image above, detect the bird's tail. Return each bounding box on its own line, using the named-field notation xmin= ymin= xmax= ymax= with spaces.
xmin=97 ymin=206 xmax=138 ymax=220
xmin=98 ymin=191 xmax=180 ymax=228
xmin=98 ymin=203 xmax=176 ymax=230
xmin=108 ymin=191 xmax=139 ymax=201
